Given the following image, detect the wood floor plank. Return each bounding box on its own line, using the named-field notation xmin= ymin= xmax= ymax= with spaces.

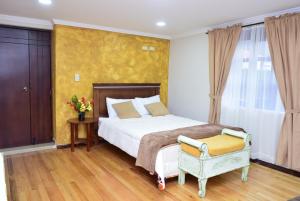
xmin=4 ymin=143 xmax=300 ymax=201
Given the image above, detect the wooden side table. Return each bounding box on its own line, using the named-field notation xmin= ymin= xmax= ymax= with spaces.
xmin=67 ymin=117 xmax=98 ymax=152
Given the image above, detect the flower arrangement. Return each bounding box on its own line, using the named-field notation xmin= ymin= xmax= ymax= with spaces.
xmin=67 ymin=95 xmax=93 ymax=121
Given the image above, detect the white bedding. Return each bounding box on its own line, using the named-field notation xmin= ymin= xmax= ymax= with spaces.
xmin=98 ymin=115 xmax=205 ymax=179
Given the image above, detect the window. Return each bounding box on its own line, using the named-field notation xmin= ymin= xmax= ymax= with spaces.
xmin=220 ymin=24 xmax=284 ymax=164
xmin=222 ymin=24 xmax=283 ymax=112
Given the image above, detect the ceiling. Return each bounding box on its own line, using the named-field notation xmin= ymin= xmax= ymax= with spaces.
xmin=0 ymin=0 xmax=300 ymax=37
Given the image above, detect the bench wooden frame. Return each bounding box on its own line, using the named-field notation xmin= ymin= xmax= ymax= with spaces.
xmin=177 ymin=128 xmax=251 ymax=198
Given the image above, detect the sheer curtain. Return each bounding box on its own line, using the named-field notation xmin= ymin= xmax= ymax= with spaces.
xmin=220 ymin=25 xmax=284 ymax=163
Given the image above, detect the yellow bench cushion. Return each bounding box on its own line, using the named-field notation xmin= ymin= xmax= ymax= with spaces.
xmin=181 ymin=134 xmax=245 ymax=157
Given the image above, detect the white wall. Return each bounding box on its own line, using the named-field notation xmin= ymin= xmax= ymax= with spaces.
xmin=168 ymin=33 xmax=210 ymax=122
xmin=0 ymin=153 xmax=7 ymax=201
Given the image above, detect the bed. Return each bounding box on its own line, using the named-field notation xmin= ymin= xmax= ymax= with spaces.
xmin=93 ymin=83 xmax=211 ymax=189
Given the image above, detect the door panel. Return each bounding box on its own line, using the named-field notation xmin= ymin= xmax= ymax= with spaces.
xmin=0 ymin=41 xmax=31 ymax=148
xmin=0 ymin=27 xmax=28 ymax=39
xmin=29 ymin=36 xmax=52 ymax=144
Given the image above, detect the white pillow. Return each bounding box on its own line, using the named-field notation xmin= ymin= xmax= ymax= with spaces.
xmin=134 ymin=95 xmax=160 ymax=115
xmin=106 ymin=98 xmax=139 ymax=118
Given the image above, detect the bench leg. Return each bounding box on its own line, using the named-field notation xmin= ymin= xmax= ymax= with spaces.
xmin=198 ymin=178 xmax=207 ymax=198
xmin=241 ymin=165 xmax=249 ymax=182
xmin=178 ymin=169 xmax=186 ymax=185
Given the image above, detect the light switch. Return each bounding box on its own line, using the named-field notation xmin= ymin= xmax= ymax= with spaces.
xmin=74 ymin=73 xmax=80 ymax=81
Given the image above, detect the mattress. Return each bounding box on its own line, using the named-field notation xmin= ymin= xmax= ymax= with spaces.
xmin=98 ymin=114 xmax=205 ymax=178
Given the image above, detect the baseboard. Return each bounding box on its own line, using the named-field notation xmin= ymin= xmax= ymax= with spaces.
xmin=251 ymin=159 xmax=300 ymax=177
xmin=1 ymin=143 xmax=56 ymax=156
xmin=251 ymin=152 xmax=275 ymax=164
xmin=56 ymin=138 xmax=105 ymax=149
xmin=56 ymin=142 xmax=87 ymax=149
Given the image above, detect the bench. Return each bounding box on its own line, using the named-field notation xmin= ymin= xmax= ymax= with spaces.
xmin=177 ymin=128 xmax=251 ymax=198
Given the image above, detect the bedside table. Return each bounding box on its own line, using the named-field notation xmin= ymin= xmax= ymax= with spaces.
xmin=67 ymin=117 xmax=98 ymax=152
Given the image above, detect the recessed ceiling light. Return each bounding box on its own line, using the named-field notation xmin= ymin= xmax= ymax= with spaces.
xmin=39 ymin=0 xmax=52 ymax=5
xmin=156 ymin=21 xmax=166 ymax=27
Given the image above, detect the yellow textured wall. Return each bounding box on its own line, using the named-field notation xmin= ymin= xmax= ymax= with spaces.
xmin=53 ymin=25 xmax=170 ymax=145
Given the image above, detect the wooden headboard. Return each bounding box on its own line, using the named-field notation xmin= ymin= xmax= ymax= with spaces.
xmin=93 ymin=83 xmax=160 ymax=119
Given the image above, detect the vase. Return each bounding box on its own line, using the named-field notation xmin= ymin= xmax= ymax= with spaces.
xmin=78 ymin=112 xmax=85 ymax=121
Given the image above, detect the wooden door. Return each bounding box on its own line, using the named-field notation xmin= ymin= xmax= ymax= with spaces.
xmin=0 ymin=27 xmax=53 ymax=148
xmin=0 ymin=28 xmax=31 ymax=148
xmin=29 ymin=30 xmax=53 ymax=144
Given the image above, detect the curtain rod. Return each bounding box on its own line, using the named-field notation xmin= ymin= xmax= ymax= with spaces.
xmin=205 ymin=21 xmax=264 ymax=34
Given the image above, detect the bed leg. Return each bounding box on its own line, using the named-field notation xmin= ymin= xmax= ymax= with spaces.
xmin=157 ymin=176 xmax=165 ymax=191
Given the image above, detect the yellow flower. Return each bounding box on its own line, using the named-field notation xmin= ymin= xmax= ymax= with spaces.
xmin=80 ymin=104 xmax=86 ymax=112
xmin=86 ymin=105 xmax=92 ymax=111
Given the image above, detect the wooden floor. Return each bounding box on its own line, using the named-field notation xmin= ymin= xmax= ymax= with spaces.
xmin=4 ymin=143 xmax=300 ymax=201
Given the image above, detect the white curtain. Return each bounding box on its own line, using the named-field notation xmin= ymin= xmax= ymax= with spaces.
xmin=220 ymin=25 xmax=284 ymax=163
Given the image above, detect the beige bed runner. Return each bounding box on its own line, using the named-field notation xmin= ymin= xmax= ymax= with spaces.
xmin=135 ymin=124 xmax=244 ymax=173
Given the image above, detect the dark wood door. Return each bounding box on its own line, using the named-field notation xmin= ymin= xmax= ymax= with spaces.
xmin=0 ymin=28 xmax=31 ymax=148
xmin=29 ymin=30 xmax=52 ymax=144
xmin=0 ymin=27 xmax=53 ymax=148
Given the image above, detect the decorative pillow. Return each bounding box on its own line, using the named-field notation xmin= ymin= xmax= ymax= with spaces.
xmin=106 ymin=98 xmax=141 ymax=118
xmin=106 ymin=98 xmax=132 ymax=118
xmin=145 ymin=102 xmax=169 ymax=116
xmin=134 ymin=95 xmax=160 ymax=116
xmin=112 ymin=101 xmax=141 ymax=119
